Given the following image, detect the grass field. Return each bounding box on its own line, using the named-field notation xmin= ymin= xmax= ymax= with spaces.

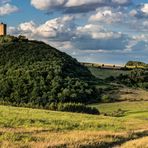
xmin=0 ymin=67 xmax=148 ymax=147
xmin=88 ymin=67 xmax=129 ymax=79
xmin=0 ymin=101 xmax=148 ymax=147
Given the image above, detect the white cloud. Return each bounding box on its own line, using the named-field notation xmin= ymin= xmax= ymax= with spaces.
xmin=30 ymin=0 xmax=132 ymax=13
xmin=129 ymin=9 xmax=137 ymax=16
xmin=76 ymin=24 xmax=122 ymax=39
xmin=112 ymin=0 xmax=131 ymax=5
xmin=141 ymin=3 xmax=148 ymax=15
xmin=31 ymin=0 xmax=66 ymax=11
xmin=8 ymin=7 xmax=148 ymax=63
xmin=35 ymin=16 xmax=75 ymax=40
xmin=130 ymin=3 xmax=148 ymax=18
xmin=143 ymin=21 xmax=148 ymax=28
xmin=89 ymin=7 xmax=124 ymax=24
xmin=9 ymin=16 xmax=75 ymax=41
xmin=18 ymin=21 xmax=36 ymax=32
xmin=133 ymin=34 xmax=148 ymax=42
xmin=0 ymin=3 xmax=19 ymax=16
xmin=65 ymin=0 xmax=100 ymax=7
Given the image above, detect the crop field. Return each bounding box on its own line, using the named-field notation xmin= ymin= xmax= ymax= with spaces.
xmin=0 ymin=101 xmax=148 ymax=148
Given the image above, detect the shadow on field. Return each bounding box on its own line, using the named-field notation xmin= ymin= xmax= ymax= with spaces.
xmin=79 ymin=130 xmax=148 ymax=148
xmin=0 ymin=129 xmax=148 ymax=147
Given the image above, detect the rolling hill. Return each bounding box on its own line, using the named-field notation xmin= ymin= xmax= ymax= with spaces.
xmin=0 ymin=35 xmax=97 ymax=107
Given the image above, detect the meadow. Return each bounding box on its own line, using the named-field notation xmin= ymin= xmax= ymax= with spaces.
xmin=0 ymin=66 xmax=148 ymax=148
xmin=88 ymin=67 xmax=129 ymax=79
xmin=0 ymin=101 xmax=148 ymax=147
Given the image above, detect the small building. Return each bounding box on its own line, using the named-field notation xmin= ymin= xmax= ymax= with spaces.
xmin=0 ymin=23 xmax=7 ymax=36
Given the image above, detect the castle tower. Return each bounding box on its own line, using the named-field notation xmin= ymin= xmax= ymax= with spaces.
xmin=0 ymin=23 xmax=7 ymax=36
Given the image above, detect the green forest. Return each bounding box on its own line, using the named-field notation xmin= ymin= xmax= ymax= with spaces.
xmin=0 ymin=36 xmax=97 ymax=109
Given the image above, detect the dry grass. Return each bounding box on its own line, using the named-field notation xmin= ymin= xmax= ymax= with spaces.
xmin=0 ymin=102 xmax=147 ymax=148
xmin=0 ymin=128 xmax=148 ymax=148
xmin=114 ymin=88 xmax=148 ymax=101
xmin=31 ymin=130 xmax=128 ymax=147
xmin=120 ymin=136 xmax=148 ymax=148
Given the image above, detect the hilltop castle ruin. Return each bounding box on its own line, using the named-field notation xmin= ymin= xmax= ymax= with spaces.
xmin=0 ymin=23 xmax=7 ymax=36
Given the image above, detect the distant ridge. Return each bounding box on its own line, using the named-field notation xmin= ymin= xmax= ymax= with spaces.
xmin=81 ymin=61 xmax=148 ymax=70
xmin=81 ymin=62 xmax=124 ymax=70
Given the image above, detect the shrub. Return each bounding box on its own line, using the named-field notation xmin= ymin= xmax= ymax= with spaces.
xmin=48 ymin=103 xmax=100 ymax=115
xmin=140 ymin=82 xmax=148 ymax=89
xmin=104 ymin=108 xmax=126 ymax=117
xmin=101 ymin=95 xmax=113 ymax=103
xmin=106 ymin=76 xmax=115 ymax=81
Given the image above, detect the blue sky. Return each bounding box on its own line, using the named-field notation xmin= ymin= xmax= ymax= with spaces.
xmin=0 ymin=0 xmax=148 ymax=64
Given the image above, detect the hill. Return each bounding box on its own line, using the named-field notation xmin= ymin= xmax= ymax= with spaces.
xmin=126 ymin=61 xmax=147 ymax=67
xmin=0 ymin=35 xmax=97 ymax=107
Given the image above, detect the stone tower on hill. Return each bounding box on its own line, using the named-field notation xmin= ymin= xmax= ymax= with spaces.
xmin=0 ymin=23 xmax=7 ymax=36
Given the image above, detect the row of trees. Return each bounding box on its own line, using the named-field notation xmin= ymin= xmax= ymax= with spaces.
xmin=0 ymin=35 xmax=28 ymax=43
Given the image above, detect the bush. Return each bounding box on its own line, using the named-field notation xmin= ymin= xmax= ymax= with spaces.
xmin=101 ymin=95 xmax=113 ymax=103
xmin=139 ymin=82 xmax=148 ymax=89
xmin=48 ymin=103 xmax=100 ymax=115
xmin=104 ymin=108 xmax=126 ymax=117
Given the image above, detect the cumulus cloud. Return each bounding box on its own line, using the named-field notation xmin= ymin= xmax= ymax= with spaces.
xmin=8 ymin=1 xmax=148 ymax=63
xmin=9 ymin=16 xmax=76 ymax=41
xmin=76 ymin=24 xmax=122 ymax=40
xmin=30 ymin=0 xmax=132 ymax=13
xmin=9 ymin=13 xmax=148 ymax=53
xmin=112 ymin=0 xmax=132 ymax=5
xmin=141 ymin=3 xmax=148 ymax=14
xmin=0 ymin=3 xmax=19 ymax=16
xmin=65 ymin=0 xmax=101 ymax=7
xmin=31 ymin=0 xmax=66 ymax=11
xmin=143 ymin=21 xmax=148 ymax=29
xmin=89 ymin=7 xmax=124 ymax=24
xmin=8 ymin=16 xmax=128 ymax=51
xmin=130 ymin=3 xmax=148 ymax=18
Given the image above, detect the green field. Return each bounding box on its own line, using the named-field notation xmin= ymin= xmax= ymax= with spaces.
xmin=0 ymin=101 xmax=148 ymax=147
xmin=88 ymin=67 xmax=129 ymax=79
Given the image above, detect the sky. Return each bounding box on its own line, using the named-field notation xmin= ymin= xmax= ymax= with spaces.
xmin=0 ymin=0 xmax=148 ymax=64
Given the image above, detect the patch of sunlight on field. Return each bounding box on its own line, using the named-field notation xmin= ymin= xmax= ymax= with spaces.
xmin=120 ymin=136 xmax=148 ymax=148
xmin=0 ymin=104 xmax=148 ymax=132
xmin=90 ymin=101 xmax=148 ymax=122
xmin=91 ymin=101 xmax=148 ymax=113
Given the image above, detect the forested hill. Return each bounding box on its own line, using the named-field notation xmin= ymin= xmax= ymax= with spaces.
xmin=126 ymin=61 xmax=147 ymax=67
xmin=0 ymin=35 xmax=97 ymax=106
